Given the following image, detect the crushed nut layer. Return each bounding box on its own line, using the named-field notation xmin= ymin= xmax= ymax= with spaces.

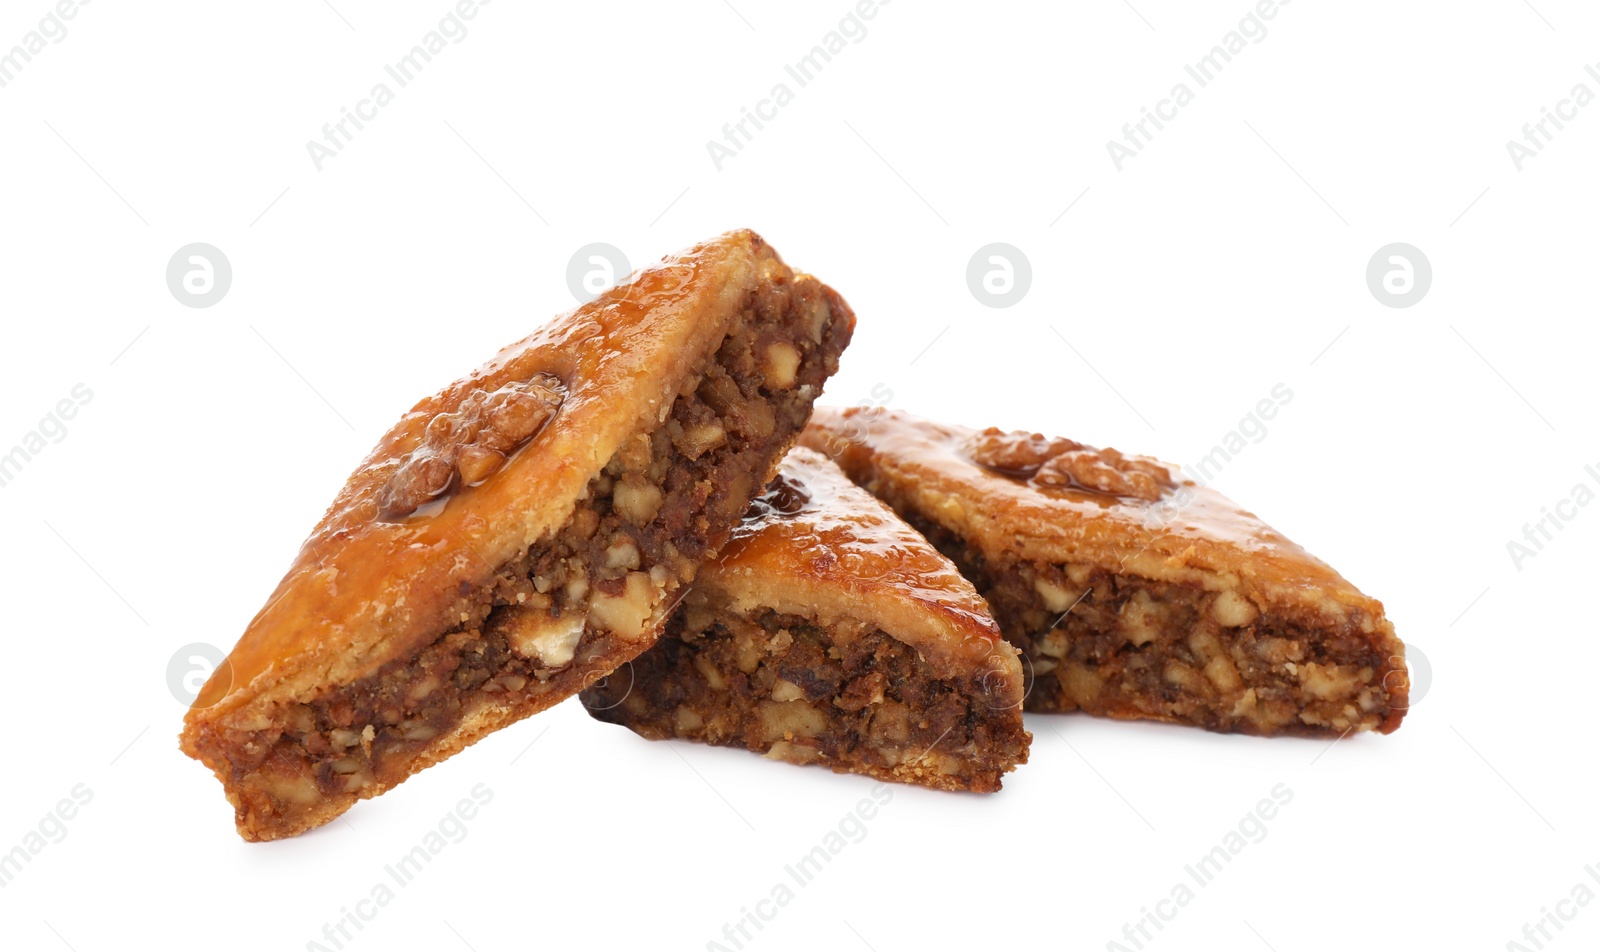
xmin=588 ymin=604 xmax=1030 ymax=792
xmin=906 ymin=514 xmax=1398 ymax=737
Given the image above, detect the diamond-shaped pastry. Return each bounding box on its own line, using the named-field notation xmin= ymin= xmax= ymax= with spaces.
xmin=181 ymin=231 xmax=855 ymax=840
xmin=584 ymin=447 xmax=1031 ymax=791
xmin=801 ymin=408 xmax=1409 ymax=738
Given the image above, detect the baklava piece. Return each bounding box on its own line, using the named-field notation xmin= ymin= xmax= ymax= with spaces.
xmin=181 ymin=230 xmax=855 ymax=840
xmin=584 ymin=448 xmax=1031 ymax=792
xmin=802 ymin=409 xmax=1408 ymax=738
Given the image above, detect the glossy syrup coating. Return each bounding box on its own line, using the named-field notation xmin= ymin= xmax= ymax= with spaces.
xmin=801 ymin=407 xmax=1395 ymax=624
xmin=182 ymin=230 xmax=832 ymax=742
xmin=588 ymin=446 xmax=1032 ymax=789
xmin=702 ymin=447 xmax=1022 ymax=693
xmin=801 ymin=407 xmax=1410 ymax=735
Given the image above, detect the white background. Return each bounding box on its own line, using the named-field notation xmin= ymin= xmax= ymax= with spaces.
xmin=1 ymin=1 xmax=1596 ymax=949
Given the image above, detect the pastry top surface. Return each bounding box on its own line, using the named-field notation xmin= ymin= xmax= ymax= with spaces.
xmin=188 ymin=229 xmax=811 ymax=729
xmin=801 ymin=407 xmax=1388 ymax=624
xmin=700 ymin=447 xmax=1018 ymax=686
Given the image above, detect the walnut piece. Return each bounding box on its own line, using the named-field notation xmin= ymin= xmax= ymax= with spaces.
xmin=612 ymin=478 xmax=664 ymax=525
xmin=763 ymin=342 xmax=800 ymax=389
xmin=1210 ymin=590 xmax=1259 ymax=628
xmin=756 ymin=700 xmax=826 ymax=742
xmin=379 ymin=373 xmax=564 ymax=519
xmin=968 ymin=427 xmax=1173 ymax=502
xmin=969 ymin=428 xmax=1082 ymax=474
xmin=587 ymin=571 xmax=657 ymax=641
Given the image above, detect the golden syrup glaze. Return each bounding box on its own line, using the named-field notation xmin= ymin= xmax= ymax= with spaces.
xmin=184 ymin=231 xmax=778 ymax=729
xmin=800 ymin=407 xmax=1392 ymax=624
xmin=701 ymin=447 xmax=1023 ymax=692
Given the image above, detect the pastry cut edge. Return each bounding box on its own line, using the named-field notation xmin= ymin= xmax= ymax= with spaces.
xmin=800 ymin=407 xmax=1409 ymax=739
xmin=583 ymin=447 xmax=1032 ymax=793
xmin=180 ymin=230 xmax=855 ymax=840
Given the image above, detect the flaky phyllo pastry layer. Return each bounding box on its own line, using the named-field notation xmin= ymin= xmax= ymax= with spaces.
xmin=802 ymin=408 xmax=1409 ymax=738
xmin=585 ymin=447 xmax=1031 ymax=792
xmin=181 ymin=231 xmax=854 ymax=840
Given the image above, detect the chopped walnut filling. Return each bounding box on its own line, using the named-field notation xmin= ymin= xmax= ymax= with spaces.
xmin=968 ymin=427 xmax=1173 ymax=501
xmin=587 ymin=602 xmax=1030 ymax=793
xmin=903 ymin=516 xmax=1399 ymax=737
xmin=1016 ymin=563 xmax=1391 ymax=734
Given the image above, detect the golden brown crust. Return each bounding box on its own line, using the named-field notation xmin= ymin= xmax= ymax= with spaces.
xmin=803 ymin=408 xmax=1386 ymax=629
xmin=800 ymin=408 xmax=1409 ymax=737
xmin=192 ymin=235 xmax=759 ymax=723
xmin=704 ymin=447 xmax=1018 ymax=689
xmin=181 ymin=231 xmax=856 ymax=839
